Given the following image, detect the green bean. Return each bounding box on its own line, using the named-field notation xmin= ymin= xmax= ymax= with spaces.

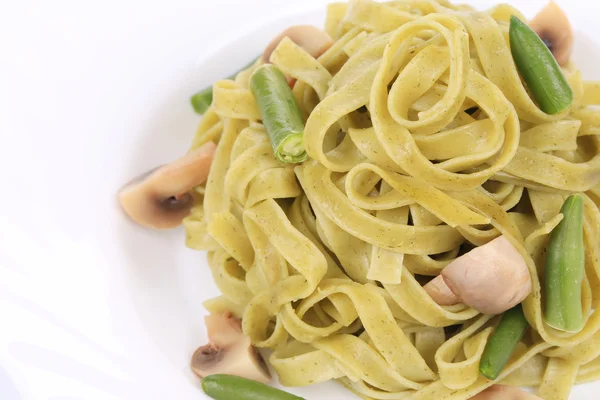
xmin=509 ymin=15 xmax=573 ymax=115
xmin=191 ymin=88 xmax=213 ymax=115
xmin=250 ymin=64 xmax=307 ymax=163
xmin=190 ymin=58 xmax=258 ymax=114
xmin=479 ymin=305 xmax=529 ymax=380
xmin=202 ymin=374 xmax=305 ymax=400
xmin=544 ymin=194 xmax=585 ymax=332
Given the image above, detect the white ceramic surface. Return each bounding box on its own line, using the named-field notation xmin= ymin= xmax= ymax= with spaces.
xmin=1 ymin=0 xmax=600 ymax=398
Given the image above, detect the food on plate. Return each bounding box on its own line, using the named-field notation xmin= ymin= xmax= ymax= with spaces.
xmin=529 ymin=1 xmax=573 ymax=66
xmin=250 ymin=64 xmax=308 ymax=163
xmin=423 ymin=236 xmax=532 ymax=314
xmin=262 ymin=25 xmax=334 ymax=64
xmin=191 ymin=313 xmax=271 ymax=383
xmin=118 ymin=141 xmax=215 ymax=229
xmin=479 ymin=305 xmax=529 ymax=380
xmin=120 ymin=0 xmax=600 ymax=398
xmin=469 ymin=385 xmax=542 ymax=400
xmin=191 ymin=26 xmax=333 ymax=116
xmin=509 ymin=14 xmax=573 ymax=115
xmin=202 ymin=374 xmax=304 ymax=400
xmin=543 ymin=194 xmax=585 ymax=333
xmin=191 ymin=59 xmax=259 ymax=114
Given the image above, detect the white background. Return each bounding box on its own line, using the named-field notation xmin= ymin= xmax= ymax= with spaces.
xmin=0 ymin=1 xmax=330 ymax=399
xmin=1 ymin=0 xmax=599 ymax=399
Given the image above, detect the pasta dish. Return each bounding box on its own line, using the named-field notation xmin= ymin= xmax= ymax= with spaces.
xmin=118 ymin=1 xmax=600 ymax=399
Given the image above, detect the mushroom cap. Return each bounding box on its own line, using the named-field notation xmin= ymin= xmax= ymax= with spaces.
xmin=191 ymin=313 xmax=271 ymax=383
xmin=441 ymin=236 xmax=532 ymax=315
xmin=424 ymin=275 xmax=461 ymax=306
xmin=469 ymin=385 xmax=542 ymax=400
xmin=118 ymin=142 xmax=216 ymax=229
xmin=529 ymin=1 xmax=573 ymax=66
xmin=263 ymin=25 xmax=334 ymax=63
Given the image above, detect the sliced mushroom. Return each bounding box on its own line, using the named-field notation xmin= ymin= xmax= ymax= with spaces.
xmin=469 ymin=385 xmax=542 ymax=400
xmin=529 ymin=1 xmax=573 ymax=66
xmin=425 ymin=274 xmax=461 ymax=306
xmin=263 ymin=25 xmax=334 ymax=63
xmin=191 ymin=313 xmax=271 ymax=383
xmin=423 ymin=236 xmax=532 ymax=315
xmin=118 ymin=141 xmax=216 ymax=229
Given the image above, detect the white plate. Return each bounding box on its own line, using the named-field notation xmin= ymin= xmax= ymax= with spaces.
xmin=1 ymin=0 xmax=599 ymax=398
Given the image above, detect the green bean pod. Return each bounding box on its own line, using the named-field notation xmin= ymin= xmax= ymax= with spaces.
xmin=191 ymin=87 xmax=213 ymax=115
xmin=202 ymin=374 xmax=305 ymax=400
xmin=544 ymin=194 xmax=585 ymax=333
xmin=509 ymin=15 xmax=573 ymax=115
xmin=191 ymin=58 xmax=258 ymax=114
xmin=250 ymin=64 xmax=307 ymax=163
xmin=479 ymin=305 xmax=529 ymax=380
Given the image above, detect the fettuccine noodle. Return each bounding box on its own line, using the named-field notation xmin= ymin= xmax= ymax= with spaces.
xmin=184 ymin=0 xmax=600 ymax=398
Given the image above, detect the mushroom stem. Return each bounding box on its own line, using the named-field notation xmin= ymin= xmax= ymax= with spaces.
xmin=118 ymin=141 xmax=216 ymax=229
xmin=423 ymin=236 xmax=532 ymax=314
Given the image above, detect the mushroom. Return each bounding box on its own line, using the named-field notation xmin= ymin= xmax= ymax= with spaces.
xmin=118 ymin=141 xmax=216 ymax=229
xmin=425 ymin=273 xmax=461 ymax=306
xmin=423 ymin=236 xmax=532 ymax=315
xmin=469 ymin=385 xmax=542 ymax=400
xmin=529 ymin=1 xmax=573 ymax=66
xmin=262 ymin=25 xmax=334 ymax=63
xmin=191 ymin=313 xmax=271 ymax=383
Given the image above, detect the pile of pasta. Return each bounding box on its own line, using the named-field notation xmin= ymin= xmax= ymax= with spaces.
xmin=184 ymin=0 xmax=600 ymax=398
